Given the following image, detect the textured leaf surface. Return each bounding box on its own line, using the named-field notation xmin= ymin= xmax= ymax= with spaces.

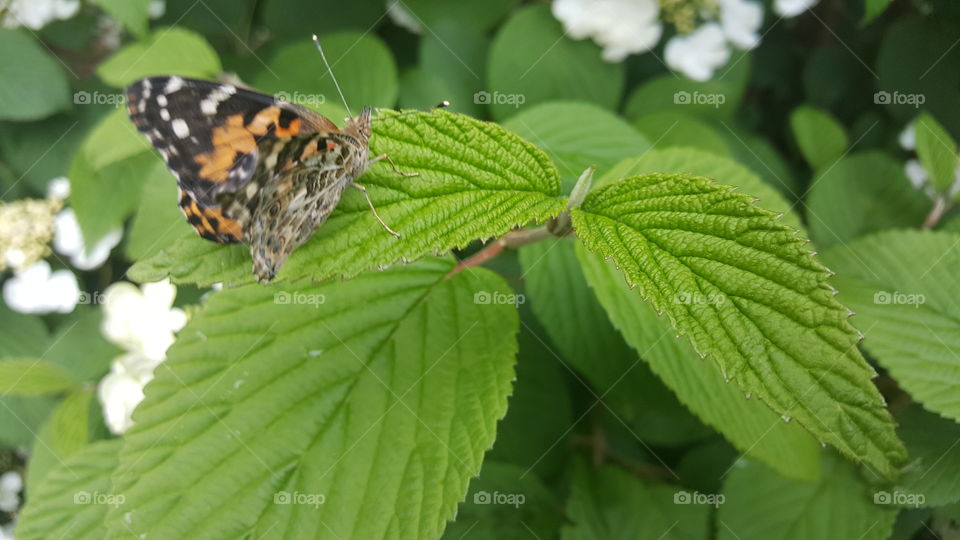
xmin=572 ymin=173 xmax=906 ymax=478
xmin=822 ymin=230 xmax=960 ymax=421
xmin=562 ymin=462 xmax=709 ymax=540
xmin=105 ymin=258 xmax=519 ymax=539
xmin=129 ymin=110 xmax=564 ymax=285
xmin=718 ymin=454 xmax=897 ymax=540
xmin=578 ymin=247 xmax=821 ymax=480
xmin=17 ymin=440 xmax=123 ymax=540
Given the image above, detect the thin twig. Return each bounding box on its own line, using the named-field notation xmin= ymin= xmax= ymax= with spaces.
xmin=446 ymin=226 xmax=554 ymax=278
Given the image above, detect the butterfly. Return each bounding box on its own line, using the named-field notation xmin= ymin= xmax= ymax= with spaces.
xmin=125 ymin=37 xmax=420 ymax=282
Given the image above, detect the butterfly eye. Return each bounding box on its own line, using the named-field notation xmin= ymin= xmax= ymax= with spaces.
xmin=268 ymin=203 xmax=280 ymax=217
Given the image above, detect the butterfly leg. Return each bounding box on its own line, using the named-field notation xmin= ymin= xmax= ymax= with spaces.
xmin=352 ymin=183 xmax=401 ymax=238
xmin=367 ymin=153 xmax=418 ymax=177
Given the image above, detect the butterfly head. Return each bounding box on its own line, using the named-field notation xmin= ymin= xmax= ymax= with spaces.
xmin=342 ymin=106 xmax=372 ymax=143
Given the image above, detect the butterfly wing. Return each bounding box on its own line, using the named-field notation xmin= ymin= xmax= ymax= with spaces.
xmin=125 ymin=76 xmax=341 ymax=243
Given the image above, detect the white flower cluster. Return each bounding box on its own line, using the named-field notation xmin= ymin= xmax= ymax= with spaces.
xmin=1 ymin=0 xmax=79 ymax=30
xmin=2 ymin=178 xmax=121 ymax=315
xmin=97 ymin=280 xmax=187 ymax=434
xmin=552 ymin=0 xmax=820 ymax=80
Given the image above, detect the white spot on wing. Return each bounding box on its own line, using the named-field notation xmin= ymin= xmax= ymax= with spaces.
xmin=165 ymin=76 xmax=184 ymax=94
xmin=200 ymin=85 xmax=237 ymax=116
xmin=160 ymin=108 xmax=170 ymax=121
xmin=156 ymin=94 xmax=168 ymax=107
xmin=172 ymin=119 xmax=190 ymax=138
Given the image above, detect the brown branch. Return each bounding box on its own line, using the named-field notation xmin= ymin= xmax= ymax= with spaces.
xmin=446 ymin=226 xmax=554 ymax=278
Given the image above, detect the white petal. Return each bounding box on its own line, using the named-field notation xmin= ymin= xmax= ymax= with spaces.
xmin=719 ymin=0 xmax=764 ymax=50
xmin=905 ymin=159 xmax=928 ymax=189
xmin=98 ymin=364 xmax=147 ymax=435
xmin=2 ymin=261 xmax=78 ymax=314
xmin=46 ymin=176 xmax=71 ymax=199
xmin=898 ymin=122 xmax=916 ymax=151
xmin=70 ymin=227 xmax=121 ymax=270
xmin=774 ymin=0 xmax=819 ymax=17
xmin=665 ymin=24 xmax=732 ymax=82
xmin=53 ymin=208 xmax=84 ymax=257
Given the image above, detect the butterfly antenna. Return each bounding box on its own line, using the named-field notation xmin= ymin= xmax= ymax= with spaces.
xmin=312 ymin=34 xmax=353 ymax=117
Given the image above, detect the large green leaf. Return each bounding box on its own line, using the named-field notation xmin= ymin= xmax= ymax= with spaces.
xmin=822 ymin=230 xmax=960 ymax=422
xmin=103 ymin=258 xmax=518 ymax=539
xmin=97 ymin=27 xmax=221 ymax=88
xmin=89 ymin=0 xmax=150 ymax=38
xmin=914 ymin=112 xmax=958 ymax=195
xmin=504 ymin=102 xmax=651 ymax=191
xmin=805 ymin=151 xmax=929 ymax=249
xmin=0 ymin=29 xmax=71 ymax=121
xmin=129 ymin=109 xmax=564 ymax=285
xmin=25 ymin=389 xmax=96 ymax=498
xmin=633 ymin=111 xmax=731 ymax=156
xmin=572 ymin=173 xmax=906 ymax=478
xmin=789 ymin=106 xmax=848 ymax=171
xmin=486 ymin=5 xmax=624 ymax=121
xmin=894 ymin=406 xmax=960 ymax=507
xmin=562 ymin=462 xmax=709 ymax=540
xmin=402 ymin=0 xmax=517 ymax=31
xmin=718 ymin=453 xmax=897 ymax=540
xmin=623 ymin=56 xmax=751 ymax=121
xmin=577 ymin=247 xmax=820 ymax=480
xmin=0 ymin=359 xmax=77 ymax=395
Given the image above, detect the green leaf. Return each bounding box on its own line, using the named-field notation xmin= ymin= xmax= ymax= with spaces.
xmin=44 ymin=306 xmax=120 ymax=382
xmin=562 ymin=462 xmax=709 ymax=540
xmin=718 ymin=453 xmax=897 ymax=540
xmin=915 ymin=112 xmax=958 ymax=195
xmin=97 ymin=27 xmax=221 ymax=88
xmin=16 ymin=440 xmax=122 ymax=540
xmin=503 ymin=102 xmax=651 ymax=191
xmin=806 ymin=151 xmax=929 ymax=250
xmin=419 ymin=21 xmax=489 ymax=117
xmin=0 ymin=29 xmax=71 ymax=121
xmin=442 ymin=462 xmax=561 ymax=540
xmin=822 ymin=230 xmax=960 ymax=422
xmin=577 ymin=247 xmax=820 ymax=480
xmin=259 ymin=0 xmax=383 ymax=46
xmin=0 ymin=304 xmax=49 ymax=356
xmin=402 ymin=0 xmax=517 ymax=31
xmin=789 ymin=106 xmax=849 ymax=170
xmin=253 ymin=32 xmax=398 ymax=112
xmin=25 ymin=388 xmax=96 ymax=498
xmin=894 ymin=406 xmax=960 ymax=507
xmin=863 ymin=0 xmax=893 ymax=24
xmin=597 ymin=148 xmax=803 ymax=231
xmin=633 ymin=111 xmax=730 ymax=156
xmin=125 ymin=160 xmax=193 ymax=260
xmin=521 ymin=239 xmax=712 ymax=448
xmin=624 ymin=56 xmax=751 ymax=121
xmin=90 ymin=0 xmax=150 ymax=38
xmin=711 ymin=121 xmax=800 ymax=200
xmin=0 ymin=359 xmax=77 ymax=395
xmin=398 ymin=68 xmax=459 ymax=113
xmin=486 ymin=5 xmax=624 ymax=121
xmin=128 ymin=109 xmax=564 ymax=285
xmin=104 ymin=258 xmax=518 ymax=539
xmin=572 ymin=173 xmax=906 ymax=478
xmin=80 ymin=108 xmax=152 ymax=171
xmin=0 ymin=395 xmax=57 ymax=448
xmin=69 ymin=150 xmax=154 ymax=246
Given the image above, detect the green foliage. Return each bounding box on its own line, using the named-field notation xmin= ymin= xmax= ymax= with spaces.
xmin=914 ymin=112 xmax=958 ymax=195
xmin=790 ymin=106 xmax=848 ymax=170
xmin=89 ymin=0 xmax=150 ymax=38
xmin=895 ymin=406 xmax=960 ymax=507
xmin=0 ymin=359 xmax=77 ymax=395
xmin=0 ymin=29 xmax=71 ymax=121
xmin=97 ymin=27 xmax=221 ymax=87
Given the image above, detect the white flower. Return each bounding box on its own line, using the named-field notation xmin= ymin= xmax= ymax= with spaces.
xmin=904 ymin=159 xmax=928 ymax=190
xmin=552 ymin=0 xmax=662 ymax=62
xmin=53 ymin=208 xmax=122 ymax=271
xmin=2 ymin=0 xmax=80 ymax=29
xmin=3 ymin=261 xmax=79 ymax=314
xmin=898 ymin=122 xmax=916 ymax=151
xmin=665 ymin=23 xmax=731 ymax=82
xmin=719 ymin=0 xmax=764 ymax=49
xmin=0 ymin=471 xmax=21 ymax=512
xmin=385 ymin=0 xmax=422 ymax=34
xmin=101 ymin=280 xmax=187 ymax=362
xmin=46 ymin=176 xmax=71 ymax=200
xmin=774 ymin=0 xmax=819 ymax=17
xmin=98 ymin=353 xmax=160 ymax=434
xmin=148 ymin=0 xmax=166 ymax=19
xmin=0 ymin=524 xmax=12 ymax=540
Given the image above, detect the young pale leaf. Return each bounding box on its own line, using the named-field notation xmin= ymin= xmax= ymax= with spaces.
xmin=914 ymin=112 xmax=958 ymax=195
xmin=17 ymin=440 xmax=123 ymax=540
xmin=104 ymin=258 xmax=519 ymax=539
xmin=822 ymin=230 xmax=960 ymax=422
xmin=0 ymin=358 xmax=77 ymax=395
xmin=718 ymin=454 xmax=897 ymax=540
xmin=577 ymin=247 xmax=821 ymax=480
xmin=129 ymin=110 xmax=564 ymax=285
xmin=571 ymin=173 xmax=906 ymax=478
xmin=789 ymin=106 xmax=848 ymax=170
xmin=562 ymin=462 xmax=709 ymax=540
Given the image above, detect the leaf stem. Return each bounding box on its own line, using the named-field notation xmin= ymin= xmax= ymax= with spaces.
xmin=922 ymin=196 xmax=949 ymax=229
xmin=446 ymin=226 xmax=555 ymax=277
